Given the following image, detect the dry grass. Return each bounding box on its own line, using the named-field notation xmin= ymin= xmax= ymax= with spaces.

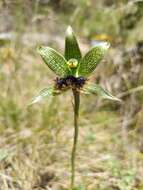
xmin=0 ymin=46 xmax=143 ymax=190
xmin=0 ymin=1 xmax=143 ymax=189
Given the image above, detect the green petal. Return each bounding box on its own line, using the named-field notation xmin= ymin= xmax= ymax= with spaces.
xmin=37 ymin=46 xmax=70 ymax=77
xmin=29 ymin=87 xmax=60 ymax=105
xmin=65 ymin=26 xmax=82 ymax=61
xmin=78 ymin=42 xmax=110 ymax=77
xmin=82 ymin=83 xmax=121 ymax=102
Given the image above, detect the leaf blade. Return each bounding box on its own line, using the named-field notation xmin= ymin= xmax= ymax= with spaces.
xmin=65 ymin=26 xmax=82 ymax=61
xmin=82 ymin=83 xmax=121 ymax=102
xmin=0 ymin=149 xmax=9 ymax=161
xmin=37 ymin=46 xmax=69 ymax=77
xmin=78 ymin=42 xmax=110 ymax=77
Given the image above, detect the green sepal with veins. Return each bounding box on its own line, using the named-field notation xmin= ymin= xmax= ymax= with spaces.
xmin=29 ymin=86 xmax=61 ymax=105
xmin=82 ymin=83 xmax=121 ymax=102
xmin=78 ymin=42 xmax=110 ymax=77
xmin=37 ymin=46 xmax=70 ymax=77
xmin=65 ymin=26 xmax=82 ymax=61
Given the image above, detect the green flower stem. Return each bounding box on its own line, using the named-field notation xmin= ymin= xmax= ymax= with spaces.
xmin=71 ymin=89 xmax=80 ymax=189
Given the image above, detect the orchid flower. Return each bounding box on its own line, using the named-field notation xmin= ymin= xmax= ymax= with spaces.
xmin=30 ymin=26 xmax=120 ymax=189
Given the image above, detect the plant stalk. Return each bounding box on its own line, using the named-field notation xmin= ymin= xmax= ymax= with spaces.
xmin=71 ymin=89 xmax=80 ymax=189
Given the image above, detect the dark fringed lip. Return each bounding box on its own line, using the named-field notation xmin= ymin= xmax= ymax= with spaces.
xmin=55 ymin=76 xmax=87 ymax=90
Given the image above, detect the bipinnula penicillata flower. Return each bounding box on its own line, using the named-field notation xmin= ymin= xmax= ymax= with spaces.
xmin=30 ymin=26 xmax=120 ymax=104
xmin=30 ymin=26 xmax=121 ymax=189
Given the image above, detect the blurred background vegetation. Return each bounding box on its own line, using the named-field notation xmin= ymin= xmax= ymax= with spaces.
xmin=0 ymin=0 xmax=143 ymax=189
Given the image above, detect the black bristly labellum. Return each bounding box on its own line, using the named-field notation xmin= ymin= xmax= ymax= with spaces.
xmin=55 ymin=76 xmax=87 ymax=90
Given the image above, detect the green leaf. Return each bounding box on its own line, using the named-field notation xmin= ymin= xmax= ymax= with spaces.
xmin=29 ymin=87 xmax=60 ymax=105
xmin=73 ymin=184 xmax=85 ymax=190
xmin=0 ymin=149 xmax=9 ymax=161
xmin=65 ymin=26 xmax=82 ymax=61
xmin=82 ymin=83 xmax=121 ymax=102
xmin=37 ymin=46 xmax=70 ymax=77
xmin=78 ymin=42 xmax=110 ymax=77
